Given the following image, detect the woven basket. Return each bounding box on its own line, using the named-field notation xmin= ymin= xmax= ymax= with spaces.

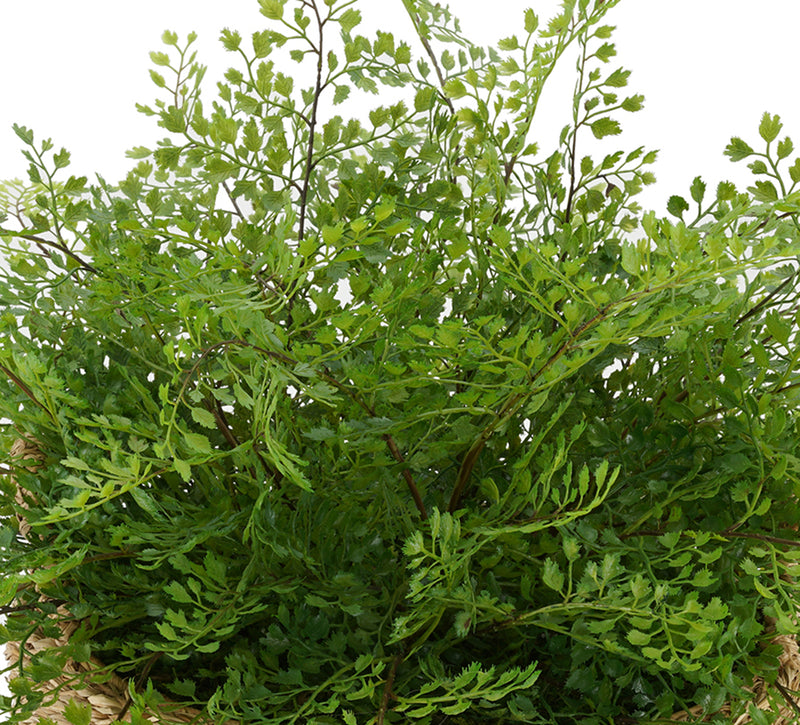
xmin=4 ymin=438 xmax=800 ymax=723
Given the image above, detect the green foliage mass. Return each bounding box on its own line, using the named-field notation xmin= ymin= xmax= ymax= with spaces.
xmin=2 ymin=0 xmax=800 ymax=722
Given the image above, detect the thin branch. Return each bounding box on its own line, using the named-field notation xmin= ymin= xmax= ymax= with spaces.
xmin=448 ymin=302 xmax=614 ymax=512
xmin=620 ymin=528 xmax=800 ymax=549
xmin=222 ymin=180 xmax=245 ymax=221
xmin=0 ymin=363 xmax=55 ymax=420
xmin=183 ymin=339 xmax=427 ymax=519
xmin=735 ymin=272 xmax=795 ymax=327
xmin=403 ymin=4 xmax=455 ymax=114
xmin=4 ymin=231 xmax=99 ymax=275
xmin=377 ymin=651 xmax=404 ymax=725
xmin=775 ymin=680 xmax=800 ymax=718
xmin=384 ymin=435 xmax=427 ymax=520
xmin=298 ymin=2 xmax=326 ymax=242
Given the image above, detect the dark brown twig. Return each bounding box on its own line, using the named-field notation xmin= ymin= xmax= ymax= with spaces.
xmin=403 ymin=7 xmax=455 ymax=115
xmin=298 ymin=1 xmax=326 ymax=242
xmin=376 ymin=651 xmax=404 ymax=725
xmin=0 ymin=363 xmax=55 ymax=420
xmin=4 ymin=231 xmax=99 ymax=274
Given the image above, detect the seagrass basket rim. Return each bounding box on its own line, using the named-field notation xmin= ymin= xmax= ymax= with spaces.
xmin=5 ymin=437 xmax=800 ymax=723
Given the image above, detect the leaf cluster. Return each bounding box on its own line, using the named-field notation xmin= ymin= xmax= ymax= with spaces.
xmin=2 ymin=1 xmax=800 ymax=723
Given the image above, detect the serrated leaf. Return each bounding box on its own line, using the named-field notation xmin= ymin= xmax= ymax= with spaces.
xmin=524 ymin=9 xmax=538 ymax=34
xmin=156 ymin=620 xmax=178 ymax=640
xmin=590 ymin=117 xmax=621 ymax=139
xmin=621 ymin=94 xmax=644 ymax=112
xmin=758 ymin=112 xmax=782 ymax=143
xmin=605 ymin=68 xmax=630 ymax=88
xmin=716 ymin=181 xmax=736 ymax=200
xmin=777 ymin=136 xmax=794 ymax=159
xmin=259 ymin=0 xmax=284 ymax=20
xmin=149 ymin=51 xmax=171 ymax=67
xmin=174 ymin=457 xmax=191 ymax=482
xmin=749 ymin=180 xmax=778 ymax=202
xmin=64 ymin=699 xmax=91 ymax=725
xmin=190 ymin=406 xmax=217 ymax=429
xmin=220 ymin=29 xmax=242 ymax=52
xmin=164 ymin=581 xmax=194 ymax=604
xmin=542 ymin=558 xmax=564 ymax=592
xmin=444 ymin=78 xmax=467 ymax=99
xmin=765 ymin=310 xmax=790 ymax=346
xmin=627 ymin=629 xmax=651 ymax=646
xmin=725 ymin=137 xmax=754 ymax=162
xmin=789 ymin=158 xmax=800 ymax=184
xmin=703 ymin=597 xmax=728 ymax=621
xmin=667 ymin=195 xmax=689 ymax=219
xmin=13 ymin=123 xmax=34 ymax=145
xmin=339 ymin=8 xmax=361 ymax=33
xmin=183 ymin=431 xmax=212 ymax=454
xmin=253 ymin=30 xmax=272 ymax=59
xmin=690 ymin=176 xmax=706 ymax=204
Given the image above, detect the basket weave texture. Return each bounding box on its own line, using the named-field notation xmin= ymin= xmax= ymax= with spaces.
xmin=4 ymin=438 xmax=800 ymax=724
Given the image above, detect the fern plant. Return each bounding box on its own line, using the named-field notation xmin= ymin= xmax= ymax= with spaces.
xmin=2 ymin=1 xmax=800 ymax=723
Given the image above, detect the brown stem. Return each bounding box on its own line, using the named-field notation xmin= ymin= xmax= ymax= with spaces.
xmin=222 ymin=180 xmax=245 ymax=220
xmin=298 ymin=2 xmax=326 ymax=242
xmin=0 ymin=363 xmax=55 ymax=420
xmin=183 ymin=340 xmax=426 ymax=518
xmin=377 ymin=651 xmax=404 ymax=725
xmin=7 ymin=231 xmax=99 ymax=274
xmin=449 ymin=302 xmax=614 ymax=512
xmin=403 ymin=6 xmax=455 ymax=115
xmin=384 ymin=435 xmax=427 ymax=520
xmin=735 ymin=272 xmax=795 ymax=327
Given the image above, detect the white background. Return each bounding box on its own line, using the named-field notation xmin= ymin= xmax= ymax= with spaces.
xmin=1 ymin=1 xmax=799 ymax=211
xmin=0 ymin=0 xmax=799 ymax=703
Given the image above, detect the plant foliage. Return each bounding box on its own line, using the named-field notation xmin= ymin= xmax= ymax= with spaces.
xmin=2 ymin=1 xmax=800 ymax=723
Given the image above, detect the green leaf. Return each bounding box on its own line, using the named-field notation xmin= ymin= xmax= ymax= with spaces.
xmin=149 ymin=51 xmax=171 ymax=67
xmin=542 ymin=558 xmax=564 ymax=592
xmin=777 ymin=136 xmax=794 ymax=159
xmin=604 ymin=68 xmax=630 ymax=87
xmin=590 ymin=117 xmax=621 ymax=139
xmin=253 ymin=30 xmax=272 ymax=58
xmin=689 ymin=176 xmax=706 ymax=204
xmin=667 ymin=195 xmax=689 ymax=219
xmin=190 ymin=406 xmax=217 ymax=429
xmin=703 ymin=597 xmax=728 ymax=621
xmin=64 ymin=699 xmax=91 ymax=725
xmin=321 ymin=224 xmax=345 ymax=245
xmin=156 ymin=620 xmax=178 ymax=640
xmin=725 ymin=137 xmax=754 ymax=161
xmin=13 ymin=123 xmax=34 ymax=145
xmin=789 ymin=157 xmax=800 ymax=184
xmin=259 ymin=0 xmax=284 ymax=19
xmin=716 ymin=180 xmax=736 ymax=200
xmin=339 ymin=8 xmax=361 ymax=33
xmin=164 ymin=581 xmax=194 ymax=604
xmin=621 ymin=94 xmax=644 ymax=112
xmin=749 ymin=180 xmax=778 ymax=202
xmin=765 ymin=310 xmax=791 ymax=346
xmin=758 ymin=112 xmax=782 ymax=143
xmin=627 ymin=630 xmax=651 ymax=646
xmin=220 ymin=29 xmax=242 ymax=51
xmin=444 ymin=78 xmax=467 ymax=99
xmin=183 ymin=431 xmax=212 ymax=455
xmin=174 ymin=457 xmax=191 ymax=482
xmin=524 ymin=9 xmax=538 ymax=34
